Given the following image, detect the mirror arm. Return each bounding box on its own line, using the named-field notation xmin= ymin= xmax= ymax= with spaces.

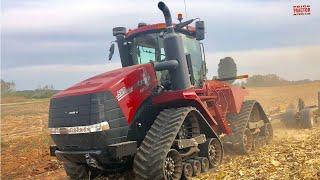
xmin=108 ymin=41 xmax=116 ymax=61
xmin=175 ymin=19 xmax=195 ymax=29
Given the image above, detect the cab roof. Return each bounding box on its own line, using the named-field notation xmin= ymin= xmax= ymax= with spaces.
xmin=125 ymin=23 xmax=196 ymax=39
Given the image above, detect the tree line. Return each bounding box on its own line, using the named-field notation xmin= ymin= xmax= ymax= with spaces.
xmin=1 ymin=80 xmax=58 ymax=99
xmin=235 ymin=74 xmax=319 ymax=87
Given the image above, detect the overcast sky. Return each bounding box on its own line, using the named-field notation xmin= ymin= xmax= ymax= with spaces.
xmin=2 ymin=0 xmax=320 ymax=90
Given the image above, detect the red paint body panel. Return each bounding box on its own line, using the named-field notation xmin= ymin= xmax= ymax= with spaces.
xmin=54 ymin=64 xmax=158 ymax=124
xmin=152 ymin=88 xmax=220 ymax=133
xmin=197 ymin=80 xmax=248 ymax=134
xmin=152 ymin=80 xmax=248 ymax=135
xmin=201 ymin=80 xmax=248 ymax=114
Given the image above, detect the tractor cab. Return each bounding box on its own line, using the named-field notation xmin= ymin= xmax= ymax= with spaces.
xmin=110 ymin=20 xmax=206 ymax=88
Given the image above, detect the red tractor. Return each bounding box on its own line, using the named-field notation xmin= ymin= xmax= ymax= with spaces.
xmin=49 ymin=2 xmax=273 ymax=179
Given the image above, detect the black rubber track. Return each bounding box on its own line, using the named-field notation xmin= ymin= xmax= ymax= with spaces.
xmin=133 ymin=107 xmax=196 ymax=180
xmin=226 ymin=100 xmax=258 ymax=153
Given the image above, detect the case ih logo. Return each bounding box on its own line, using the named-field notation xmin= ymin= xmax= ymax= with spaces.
xmin=293 ymin=5 xmax=311 ymax=15
xmin=116 ymin=68 xmax=151 ymax=101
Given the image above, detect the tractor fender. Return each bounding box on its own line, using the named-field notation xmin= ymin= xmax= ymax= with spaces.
xmin=152 ymin=96 xmax=222 ymax=142
xmin=153 ymin=96 xmax=221 ymax=141
xmin=152 ymin=88 xmax=219 ymax=127
xmin=127 ymin=97 xmax=159 ymax=145
xmin=128 ymin=97 xmax=222 ymax=145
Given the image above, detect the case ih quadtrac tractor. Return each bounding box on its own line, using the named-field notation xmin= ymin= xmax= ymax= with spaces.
xmin=49 ymin=2 xmax=273 ymax=179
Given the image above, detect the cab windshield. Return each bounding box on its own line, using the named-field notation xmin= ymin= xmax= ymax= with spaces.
xmin=129 ymin=32 xmax=204 ymax=87
xmin=130 ymin=33 xmax=166 ymax=64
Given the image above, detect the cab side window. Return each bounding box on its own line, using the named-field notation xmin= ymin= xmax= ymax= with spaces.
xmin=181 ymin=35 xmax=204 ymax=87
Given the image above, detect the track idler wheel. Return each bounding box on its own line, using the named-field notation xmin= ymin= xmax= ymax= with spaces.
xmin=238 ymin=128 xmax=254 ymax=154
xmin=199 ymin=138 xmax=223 ymax=169
xmin=195 ymin=157 xmax=209 ymax=172
xmin=164 ymin=149 xmax=183 ymax=180
xmin=263 ymin=123 xmax=273 ymax=144
xmin=187 ymin=159 xmax=201 ymax=177
xmin=182 ymin=163 xmax=193 ymax=179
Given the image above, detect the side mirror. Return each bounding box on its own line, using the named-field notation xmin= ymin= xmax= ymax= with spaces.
xmin=108 ymin=43 xmax=115 ymax=61
xmin=195 ymin=21 xmax=205 ymax=40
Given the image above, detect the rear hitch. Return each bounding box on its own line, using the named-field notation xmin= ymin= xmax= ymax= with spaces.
xmin=85 ymin=154 xmax=106 ymax=171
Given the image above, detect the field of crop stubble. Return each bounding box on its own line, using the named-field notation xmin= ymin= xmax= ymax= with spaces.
xmin=1 ymin=82 xmax=320 ymax=179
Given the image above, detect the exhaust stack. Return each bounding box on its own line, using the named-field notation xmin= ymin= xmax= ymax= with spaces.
xmin=157 ymin=1 xmax=191 ymax=90
xmin=158 ymin=2 xmax=174 ymax=33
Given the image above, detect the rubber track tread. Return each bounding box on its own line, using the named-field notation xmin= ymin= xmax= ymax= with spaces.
xmin=226 ymin=100 xmax=256 ymax=146
xmin=133 ymin=107 xmax=196 ymax=180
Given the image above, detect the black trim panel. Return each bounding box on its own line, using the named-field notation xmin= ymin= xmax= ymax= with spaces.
xmin=49 ymin=92 xmax=129 ymax=151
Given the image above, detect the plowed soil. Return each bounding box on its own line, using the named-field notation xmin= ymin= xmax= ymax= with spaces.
xmin=1 ymin=83 xmax=320 ymax=179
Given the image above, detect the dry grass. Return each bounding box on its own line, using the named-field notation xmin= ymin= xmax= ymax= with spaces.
xmin=198 ymin=120 xmax=320 ymax=180
xmin=1 ymin=83 xmax=319 ymax=179
xmin=1 ymin=102 xmax=62 ymax=179
xmin=247 ymin=82 xmax=320 ymax=113
xmin=1 ymin=96 xmax=28 ymax=104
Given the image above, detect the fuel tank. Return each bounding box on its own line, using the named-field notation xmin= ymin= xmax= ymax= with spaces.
xmin=48 ymin=63 xmax=157 ymax=150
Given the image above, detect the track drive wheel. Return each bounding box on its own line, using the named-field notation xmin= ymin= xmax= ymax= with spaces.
xmin=235 ymin=128 xmax=253 ymax=154
xmin=300 ymin=108 xmax=314 ymax=129
xmin=199 ymin=138 xmax=223 ymax=169
xmin=263 ymin=123 xmax=273 ymax=144
xmin=164 ymin=149 xmax=183 ymax=180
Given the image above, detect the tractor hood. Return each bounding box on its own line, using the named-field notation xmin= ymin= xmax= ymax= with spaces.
xmin=52 ymin=63 xmax=158 ymax=123
xmin=54 ymin=64 xmax=157 ymax=99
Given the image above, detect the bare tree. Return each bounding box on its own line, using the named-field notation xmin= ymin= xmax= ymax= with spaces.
xmin=1 ymin=80 xmax=16 ymax=95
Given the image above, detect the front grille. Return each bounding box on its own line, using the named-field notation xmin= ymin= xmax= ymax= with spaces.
xmin=49 ymin=92 xmax=128 ymax=150
xmin=49 ymin=94 xmax=91 ymax=127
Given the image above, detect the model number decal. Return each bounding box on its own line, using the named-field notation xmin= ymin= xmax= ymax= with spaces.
xmin=116 ymin=86 xmax=133 ymax=101
xmin=116 ymin=68 xmax=151 ymax=101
